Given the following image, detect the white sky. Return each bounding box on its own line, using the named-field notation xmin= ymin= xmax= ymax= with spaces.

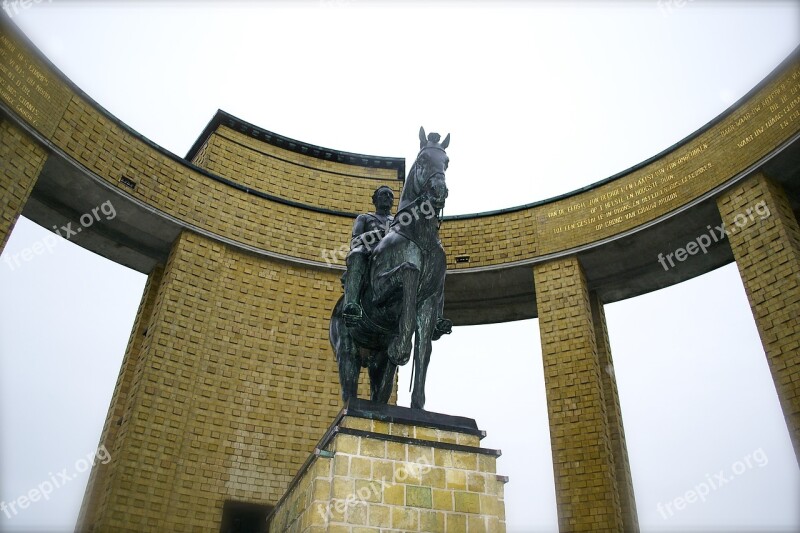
xmin=1 ymin=1 xmax=799 ymax=531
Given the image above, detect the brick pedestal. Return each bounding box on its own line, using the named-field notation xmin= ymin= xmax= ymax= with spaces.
xmin=269 ymin=399 xmax=507 ymax=533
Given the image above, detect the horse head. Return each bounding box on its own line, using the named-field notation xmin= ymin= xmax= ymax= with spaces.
xmin=397 ymin=127 xmax=450 ymax=216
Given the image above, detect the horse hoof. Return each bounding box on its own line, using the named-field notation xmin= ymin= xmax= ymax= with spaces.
xmin=388 ymin=342 xmax=411 ymax=366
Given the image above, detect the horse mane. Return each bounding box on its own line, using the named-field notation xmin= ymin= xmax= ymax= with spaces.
xmin=397 ymin=158 xmax=420 ymax=212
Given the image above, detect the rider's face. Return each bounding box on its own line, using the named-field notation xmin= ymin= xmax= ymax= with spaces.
xmin=374 ymin=189 xmax=394 ymax=210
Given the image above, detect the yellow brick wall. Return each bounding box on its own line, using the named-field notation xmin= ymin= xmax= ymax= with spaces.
xmin=83 ymin=231 xmax=381 ymax=531
xmin=50 ymin=92 xmax=359 ymax=265
xmin=440 ymin=211 xmax=538 ymax=270
xmin=201 ymin=126 xmax=402 ymax=215
xmin=78 ymin=266 xmax=165 ymax=531
xmin=533 ymin=257 xmax=623 ymax=532
xmin=4 ymin=19 xmax=800 ymax=532
xmin=269 ymin=455 xmax=334 ymax=533
xmin=271 ymin=413 xmax=506 ymax=533
xmin=0 ymin=24 xmax=72 ymax=138
xmin=717 ymin=173 xmax=800 ymax=460
xmin=5 ymin=19 xmax=799 ymax=270
xmin=536 ymin=61 xmax=800 ymax=255
xmin=0 ymin=118 xmax=46 ymax=252
xmin=590 ymin=292 xmax=639 ymax=532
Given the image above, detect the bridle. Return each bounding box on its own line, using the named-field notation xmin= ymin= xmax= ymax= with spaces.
xmin=396 ymin=146 xmax=447 ymax=225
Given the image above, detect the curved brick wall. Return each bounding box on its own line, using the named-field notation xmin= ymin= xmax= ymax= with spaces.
xmin=2 ymin=23 xmax=798 ymax=273
xmin=3 ymin=17 xmax=799 ymax=532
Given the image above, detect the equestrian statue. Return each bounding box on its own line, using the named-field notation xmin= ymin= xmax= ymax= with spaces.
xmin=329 ymin=127 xmax=453 ymax=409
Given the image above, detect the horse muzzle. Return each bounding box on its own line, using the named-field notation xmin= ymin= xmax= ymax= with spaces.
xmin=425 ymin=174 xmax=448 ymax=210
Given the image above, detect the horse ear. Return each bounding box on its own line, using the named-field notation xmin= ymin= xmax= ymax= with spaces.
xmin=441 ymin=133 xmax=450 ymax=149
xmin=419 ymin=126 xmax=427 ymax=148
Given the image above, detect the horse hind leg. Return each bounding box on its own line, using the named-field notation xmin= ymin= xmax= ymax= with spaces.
xmin=332 ymin=311 xmax=360 ymax=403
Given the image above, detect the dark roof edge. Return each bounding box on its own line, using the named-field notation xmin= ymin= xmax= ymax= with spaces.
xmin=443 ymin=43 xmax=800 ymax=221
xmin=185 ymin=109 xmax=406 ymax=180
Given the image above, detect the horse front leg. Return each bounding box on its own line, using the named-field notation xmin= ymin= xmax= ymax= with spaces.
xmin=411 ymin=295 xmax=438 ymax=409
xmin=332 ymin=306 xmax=360 ymax=403
xmin=384 ymin=262 xmax=420 ymax=366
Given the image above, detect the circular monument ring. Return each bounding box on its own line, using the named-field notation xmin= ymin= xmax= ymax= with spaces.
xmin=1 ymin=18 xmax=798 ymax=533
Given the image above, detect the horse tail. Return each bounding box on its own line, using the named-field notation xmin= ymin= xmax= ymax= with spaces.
xmin=329 ymin=296 xmax=345 ymax=361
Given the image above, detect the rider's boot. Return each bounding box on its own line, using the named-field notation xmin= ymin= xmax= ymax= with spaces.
xmin=343 ymin=253 xmax=366 ymax=326
xmin=432 ymin=317 xmax=453 ymax=341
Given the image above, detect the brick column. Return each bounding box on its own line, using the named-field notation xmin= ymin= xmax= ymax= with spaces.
xmin=77 ymin=265 xmax=165 ymax=531
xmin=590 ymin=292 xmax=639 ymax=532
xmin=82 ymin=230 xmax=355 ymax=531
xmin=534 ymin=257 xmax=632 ymax=532
xmin=0 ymin=118 xmax=47 ymax=253
xmin=717 ymin=173 xmax=800 ymax=464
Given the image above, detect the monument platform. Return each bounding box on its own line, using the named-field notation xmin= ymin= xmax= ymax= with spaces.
xmin=268 ymin=399 xmax=507 ymax=532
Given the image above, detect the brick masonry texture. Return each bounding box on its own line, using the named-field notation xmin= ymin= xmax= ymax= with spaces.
xmin=0 ymin=27 xmax=72 ymax=139
xmin=2 ymin=19 xmax=800 ymax=532
xmin=2 ymin=22 xmax=798 ymax=269
xmin=533 ymin=257 xmax=625 ymax=532
xmin=0 ymin=118 xmax=46 ymax=253
xmin=199 ymin=126 xmax=402 ymax=215
xmin=716 ymin=173 xmax=800 ymax=461
xmin=79 ymin=231 xmax=381 ymax=531
xmin=590 ymin=292 xmax=639 ymax=532
xmin=270 ymin=412 xmax=506 ymax=533
xmin=77 ymin=265 xmax=165 ymax=528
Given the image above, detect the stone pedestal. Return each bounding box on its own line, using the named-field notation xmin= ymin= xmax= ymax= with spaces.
xmin=268 ymin=399 xmax=507 ymax=532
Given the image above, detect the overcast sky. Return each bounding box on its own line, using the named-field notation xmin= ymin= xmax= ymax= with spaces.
xmin=1 ymin=1 xmax=799 ymax=532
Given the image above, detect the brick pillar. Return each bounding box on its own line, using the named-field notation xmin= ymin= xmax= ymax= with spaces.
xmin=0 ymin=118 xmax=47 ymax=253
xmin=533 ymin=257 xmax=629 ymax=532
xmin=717 ymin=173 xmax=800 ymax=464
xmin=83 ymin=230 xmax=353 ymax=531
xmin=590 ymin=292 xmax=639 ymax=532
xmin=89 ymin=231 xmax=228 ymax=531
xmin=77 ymin=264 xmax=165 ymax=531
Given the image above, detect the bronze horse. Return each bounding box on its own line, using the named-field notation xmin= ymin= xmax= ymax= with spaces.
xmin=329 ymin=127 xmax=452 ymax=409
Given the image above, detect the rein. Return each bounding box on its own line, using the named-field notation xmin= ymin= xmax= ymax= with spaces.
xmin=393 ymin=147 xmax=446 ymax=228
